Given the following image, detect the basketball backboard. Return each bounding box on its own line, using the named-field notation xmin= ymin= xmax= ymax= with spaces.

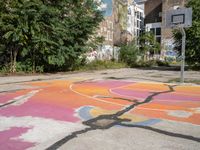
xmin=165 ymin=8 xmax=192 ymax=28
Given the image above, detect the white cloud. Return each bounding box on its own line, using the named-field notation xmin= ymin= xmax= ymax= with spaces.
xmin=95 ymin=0 xmax=108 ymax=11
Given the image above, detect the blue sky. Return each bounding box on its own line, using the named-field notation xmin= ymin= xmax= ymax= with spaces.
xmin=101 ymin=0 xmax=113 ymax=16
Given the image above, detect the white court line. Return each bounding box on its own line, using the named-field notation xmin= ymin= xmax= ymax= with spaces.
xmin=109 ymin=89 xmax=144 ymax=101
xmin=109 ymin=81 xmax=200 ymax=97
xmin=134 ymin=107 xmax=194 ymax=114
xmin=110 ymin=86 xmax=200 ymax=100
xmin=110 ymin=89 xmax=198 ymax=103
xmin=135 ymin=107 xmax=168 ymax=112
xmin=69 ymin=84 xmax=126 ymax=107
xmin=70 ymin=81 xmax=199 ymax=112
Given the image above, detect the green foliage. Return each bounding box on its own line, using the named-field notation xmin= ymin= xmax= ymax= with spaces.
xmin=80 ymin=60 xmax=127 ymax=71
xmin=0 ymin=65 xmax=10 ymax=74
xmin=119 ymin=42 xmax=139 ymax=67
xmin=118 ymin=40 xmax=162 ymax=68
xmin=156 ymin=60 xmax=170 ymax=67
xmin=138 ymin=31 xmax=161 ymax=61
xmin=133 ymin=60 xmax=157 ymax=68
xmin=118 ymin=40 xmax=168 ymax=68
xmin=0 ymin=0 xmax=103 ymax=73
xmin=173 ymin=0 xmax=200 ymax=68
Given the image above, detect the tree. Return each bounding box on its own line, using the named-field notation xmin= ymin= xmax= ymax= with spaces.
xmin=0 ymin=0 xmax=28 ymax=72
xmin=0 ymin=0 xmax=103 ymax=73
xmin=119 ymin=41 xmax=139 ymax=67
xmin=173 ymin=0 xmax=200 ymax=68
xmin=138 ymin=31 xmax=160 ymax=61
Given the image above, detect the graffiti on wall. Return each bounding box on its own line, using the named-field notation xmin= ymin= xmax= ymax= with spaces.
xmin=162 ymin=38 xmax=177 ymax=61
xmin=85 ymin=45 xmax=120 ymax=62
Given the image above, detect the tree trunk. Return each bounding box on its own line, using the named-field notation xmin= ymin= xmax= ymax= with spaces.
xmin=10 ymin=48 xmax=18 ymax=73
xmin=10 ymin=49 xmax=13 ymax=72
xmin=32 ymin=48 xmax=36 ymax=73
xmin=13 ymin=50 xmax=17 ymax=73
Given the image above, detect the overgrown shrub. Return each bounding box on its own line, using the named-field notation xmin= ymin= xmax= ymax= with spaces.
xmin=133 ymin=60 xmax=157 ymax=68
xmin=80 ymin=60 xmax=127 ymax=71
xmin=119 ymin=42 xmax=139 ymax=67
xmin=156 ymin=60 xmax=170 ymax=67
xmin=0 ymin=65 xmax=10 ymax=74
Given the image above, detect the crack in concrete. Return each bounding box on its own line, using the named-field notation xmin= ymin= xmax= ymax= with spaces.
xmin=46 ymin=84 xmax=182 ymax=150
xmin=0 ymin=90 xmax=40 ymax=108
xmin=0 ymin=100 xmax=17 ymax=108
xmin=118 ymin=123 xmax=200 ymax=143
xmin=95 ymin=95 xmax=137 ymax=102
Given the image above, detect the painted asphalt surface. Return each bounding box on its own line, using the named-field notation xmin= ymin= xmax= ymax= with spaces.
xmin=0 ymin=79 xmax=200 ymax=149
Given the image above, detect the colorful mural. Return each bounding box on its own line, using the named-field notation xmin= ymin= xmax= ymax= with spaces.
xmin=0 ymin=80 xmax=200 ymax=149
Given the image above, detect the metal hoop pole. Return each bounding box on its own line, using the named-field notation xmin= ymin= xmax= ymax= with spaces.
xmin=180 ymin=27 xmax=186 ymax=83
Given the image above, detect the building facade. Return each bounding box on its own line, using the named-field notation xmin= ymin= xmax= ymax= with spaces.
xmin=92 ymin=0 xmax=144 ymax=61
xmin=144 ymin=0 xmax=186 ymax=58
xmin=127 ymin=0 xmax=144 ymax=39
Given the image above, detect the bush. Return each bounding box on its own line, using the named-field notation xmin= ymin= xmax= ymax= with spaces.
xmin=15 ymin=62 xmax=33 ymax=73
xmin=0 ymin=65 xmax=10 ymax=74
xmin=156 ymin=60 xmax=170 ymax=67
xmin=80 ymin=60 xmax=127 ymax=71
xmin=119 ymin=42 xmax=139 ymax=67
xmin=133 ymin=60 xmax=156 ymax=68
xmin=189 ymin=64 xmax=200 ymax=71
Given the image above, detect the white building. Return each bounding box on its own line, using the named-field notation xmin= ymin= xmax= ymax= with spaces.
xmin=127 ymin=0 xmax=145 ymax=39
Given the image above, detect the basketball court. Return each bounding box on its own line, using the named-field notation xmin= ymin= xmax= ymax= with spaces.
xmin=0 ymin=77 xmax=200 ymax=149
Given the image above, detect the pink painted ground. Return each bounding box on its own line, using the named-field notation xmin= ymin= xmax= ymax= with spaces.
xmin=0 ymin=127 xmax=34 ymax=150
xmin=0 ymin=80 xmax=200 ymax=149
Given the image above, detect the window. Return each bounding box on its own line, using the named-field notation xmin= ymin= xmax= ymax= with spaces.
xmin=137 ymin=29 xmax=140 ymax=36
xmin=140 ymin=12 xmax=142 ymax=20
xmin=137 ymin=11 xmax=140 ymax=19
xmin=137 ymin=20 xmax=139 ymax=28
xmin=156 ymin=28 xmax=161 ymax=35
xmin=128 ymin=8 xmax=131 ymax=14
xmin=110 ymin=22 xmax=113 ymax=30
xmin=110 ymin=31 xmax=113 ymax=41
xmin=140 ymin=21 xmax=143 ymax=29
xmin=107 ymin=31 xmax=109 ymax=40
xmin=156 ymin=37 xmax=161 ymax=44
xmin=150 ymin=28 xmax=155 ymax=34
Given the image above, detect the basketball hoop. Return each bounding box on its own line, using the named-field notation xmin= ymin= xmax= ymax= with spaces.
xmin=165 ymin=8 xmax=192 ymax=29
xmin=165 ymin=7 xmax=192 ymax=84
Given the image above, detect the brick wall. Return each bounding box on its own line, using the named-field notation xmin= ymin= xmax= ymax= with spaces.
xmin=98 ymin=15 xmax=114 ymax=46
xmin=144 ymin=0 xmax=162 ymax=24
xmin=162 ymin=0 xmax=186 ymax=40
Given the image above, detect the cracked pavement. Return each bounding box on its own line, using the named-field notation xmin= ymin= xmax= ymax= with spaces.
xmin=0 ymin=68 xmax=200 ymax=150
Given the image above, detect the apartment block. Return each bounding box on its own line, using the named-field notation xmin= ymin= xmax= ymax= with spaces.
xmin=127 ymin=0 xmax=144 ymax=39
xmin=93 ymin=0 xmax=144 ymax=61
xmin=97 ymin=0 xmax=144 ymax=46
xmin=144 ymin=0 xmax=186 ymax=56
